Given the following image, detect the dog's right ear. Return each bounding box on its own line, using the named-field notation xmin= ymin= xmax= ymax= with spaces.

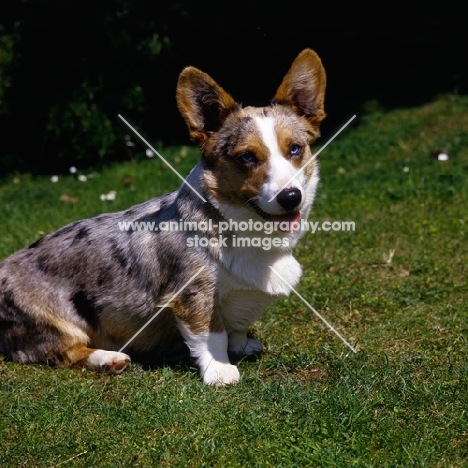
xmin=177 ymin=67 xmax=239 ymax=146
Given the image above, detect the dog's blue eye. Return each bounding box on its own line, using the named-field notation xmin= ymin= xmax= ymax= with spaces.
xmin=289 ymin=144 xmax=302 ymax=157
xmin=238 ymin=152 xmax=257 ymax=164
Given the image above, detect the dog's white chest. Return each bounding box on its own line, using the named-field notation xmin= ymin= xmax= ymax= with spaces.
xmin=217 ymin=246 xmax=302 ymax=296
xmin=214 ymin=247 xmax=301 ymax=332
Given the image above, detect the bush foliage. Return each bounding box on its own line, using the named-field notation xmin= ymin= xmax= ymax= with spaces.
xmin=0 ymin=1 xmax=188 ymax=174
xmin=0 ymin=2 xmax=466 ymax=175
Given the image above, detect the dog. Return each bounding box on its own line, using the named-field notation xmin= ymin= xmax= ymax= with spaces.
xmin=0 ymin=49 xmax=326 ymax=385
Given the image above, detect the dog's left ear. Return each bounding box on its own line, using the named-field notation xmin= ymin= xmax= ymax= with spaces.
xmin=273 ymin=49 xmax=326 ymax=127
xmin=177 ymin=67 xmax=239 ymax=146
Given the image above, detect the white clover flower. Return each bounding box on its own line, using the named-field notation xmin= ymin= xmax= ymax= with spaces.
xmin=78 ymin=175 xmax=87 ymax=182
xmin=51 ymin=175 xmax=59 ymax=183
xmin=146 ymin=149 xmax=154 ymax=158
xmin=100 ymin=191 xmax=117 ymax=201
xmin=105 ymin=191 xmax=117 ymax=201
xmin=69 ymin=166 xmax=77 ymax=174
xmin=403 ymin=166 xmax=409 ymax=173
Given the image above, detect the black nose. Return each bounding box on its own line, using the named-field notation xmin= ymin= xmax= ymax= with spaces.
xmin=276 ymin=187 xmax=302 ymax=211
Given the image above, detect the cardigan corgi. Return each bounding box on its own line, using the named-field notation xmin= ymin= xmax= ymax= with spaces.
xmin=0 ymin=49 xmax=326 ymax=385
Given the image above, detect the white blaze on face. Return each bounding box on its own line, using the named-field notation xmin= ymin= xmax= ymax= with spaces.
xmin=253 ymin=116 xmax=305 ymax=214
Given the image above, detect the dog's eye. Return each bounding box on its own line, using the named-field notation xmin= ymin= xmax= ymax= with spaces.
xmin=238 ymin=152 xmax=258 ymax=165
xmin=289 ymin=144 xmax=302 ymax=157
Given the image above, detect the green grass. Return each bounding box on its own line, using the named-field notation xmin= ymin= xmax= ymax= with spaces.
xmin=1 ymin=94 xmax=467 ymax=467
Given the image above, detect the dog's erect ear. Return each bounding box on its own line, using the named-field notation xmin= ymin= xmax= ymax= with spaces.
xmin=177 ymin=67 xmax=239 ymax=145
xmin=273 ymin=49 xmax=326 ymax=127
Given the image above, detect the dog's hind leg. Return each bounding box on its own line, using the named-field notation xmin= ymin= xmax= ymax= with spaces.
xmin=4 ymin=331 xmax=131 ymax=375
xmin=2 ymin=335 xmax=131 ymax=375
xmin=0 ymin=274 xmax=131 ymax=374
xmin=0 ymin=302 xmax=130 ymax=374
xmin=66 ymin=346 xmax=131 ymax=375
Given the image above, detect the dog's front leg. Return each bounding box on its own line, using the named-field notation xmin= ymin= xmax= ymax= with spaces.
xmin=169 ymin=274 xmax=240 ymax=385
xmin=228 ymin=330 xmax=264 ymax=356
xmin=178 ymin=326 xmax=240 ymax=386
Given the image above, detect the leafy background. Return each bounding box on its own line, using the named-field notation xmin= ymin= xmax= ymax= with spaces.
xmin=0 ymin=0 xmax=467 ymax=175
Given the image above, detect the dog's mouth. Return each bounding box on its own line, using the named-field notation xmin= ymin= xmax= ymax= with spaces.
xmin=247 ymin=200 xmax=301 ymax=232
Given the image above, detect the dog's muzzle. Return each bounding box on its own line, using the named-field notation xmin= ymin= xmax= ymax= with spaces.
xmin=248 ymin=187 xmax=303 ymax=232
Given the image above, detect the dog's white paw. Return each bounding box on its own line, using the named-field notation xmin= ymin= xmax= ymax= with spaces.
xmin=202 ymin=362 xmax=240 ymax=386
xmin=228 ymin=332 xmax=264 ymax=356
xmin=86 ymin=350 xmax=131 ymax=375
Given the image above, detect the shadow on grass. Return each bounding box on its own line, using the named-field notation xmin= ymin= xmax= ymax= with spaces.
xmin=129 ymin=343 xmax=264 ymax=374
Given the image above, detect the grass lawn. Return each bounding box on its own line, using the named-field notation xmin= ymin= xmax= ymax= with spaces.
xmin=0 ymin=94 xmax=467 ymax=467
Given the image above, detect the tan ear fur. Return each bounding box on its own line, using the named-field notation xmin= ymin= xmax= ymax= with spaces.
xmin=176 ymin=67 xmax=239 ymax=146
xmin=273 ymin=49 xmax=326 ymax=126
